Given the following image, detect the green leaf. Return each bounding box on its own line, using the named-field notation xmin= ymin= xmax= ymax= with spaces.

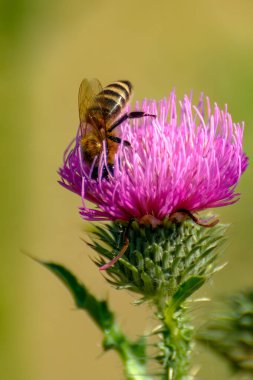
xmin=40 ymin=260 xmax=114 ymax=330
xmin=36 ymin=259 xmax=152 ymax=378
xmin=170 ymin=276 xmax=205 ymax=311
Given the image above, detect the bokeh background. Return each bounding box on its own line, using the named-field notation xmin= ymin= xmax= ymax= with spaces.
xmin=1 ymin=1 xmax=253 ymax=379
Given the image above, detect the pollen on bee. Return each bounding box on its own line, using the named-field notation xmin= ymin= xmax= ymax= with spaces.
xmin=80 ymin=135 xmax=103 ymax=164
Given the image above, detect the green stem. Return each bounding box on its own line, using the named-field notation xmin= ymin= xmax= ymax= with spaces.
xmin=158 ymin=303 xmax=191 ymax=380
xmin=103 ymin=323 xmax=152 ymax=380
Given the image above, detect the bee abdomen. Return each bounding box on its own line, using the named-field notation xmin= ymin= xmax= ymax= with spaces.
xmin=90 ymin=80 xmax=132 ymax=119
xmin=105 ymin=80 xmax=132 ymax=102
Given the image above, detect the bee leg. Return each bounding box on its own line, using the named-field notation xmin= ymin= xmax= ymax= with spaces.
xmin=128 ymin=111 xmax=157 ymax=119
xmin=91 ymin=164 xmax=114 ymax=179
xmin=108 ymin=111 xmax=156 ymax=132
xmin=108 ymin=135 xmax=131 ymax=146
xmin=108 ymin=113 xmax=129 ymax=132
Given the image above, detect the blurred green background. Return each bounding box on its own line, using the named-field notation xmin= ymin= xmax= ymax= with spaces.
xmin=1 ymin=0 xmax=253 ymax=379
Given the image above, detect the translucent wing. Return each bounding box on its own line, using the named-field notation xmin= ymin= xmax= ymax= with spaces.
xmin=78 ymin=78 xmax=103 ymax=122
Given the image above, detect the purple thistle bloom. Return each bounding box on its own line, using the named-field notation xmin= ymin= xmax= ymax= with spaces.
xmin=58 ymin=91 xmax=248 ymax=226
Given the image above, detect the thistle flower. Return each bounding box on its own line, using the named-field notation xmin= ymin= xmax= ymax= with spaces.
xmin=55 ymin=89 xmax=249 ymax=379
xmin=59 ymin=91 xmax=248 ymax=226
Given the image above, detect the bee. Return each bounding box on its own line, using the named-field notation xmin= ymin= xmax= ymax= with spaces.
xmin=78 ymin=78 xmax=156 ymax=179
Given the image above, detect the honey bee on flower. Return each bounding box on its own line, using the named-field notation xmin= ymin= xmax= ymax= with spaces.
xmin=60 ymin=91 xmax=248 ymax=226
xmin=78 ymin=79 xmax=156 ymax=179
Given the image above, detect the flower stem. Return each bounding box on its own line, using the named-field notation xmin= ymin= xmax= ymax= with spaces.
xmin=103 ymin=323 xmax=152 ymax=380
xmin=161 ymin=304 xmax=191 ymax=380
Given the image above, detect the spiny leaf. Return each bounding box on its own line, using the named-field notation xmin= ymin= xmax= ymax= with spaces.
xmin=197 ymin=289 xmax=253 ymax=374
xmin=169 ymin=276 xmax=205 ymax=311
xmin=39 ymin=260 xmax=114 ymax=330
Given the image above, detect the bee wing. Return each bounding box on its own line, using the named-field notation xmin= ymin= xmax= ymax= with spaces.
xmin=78 ymin=78 xmax=103 ymax=123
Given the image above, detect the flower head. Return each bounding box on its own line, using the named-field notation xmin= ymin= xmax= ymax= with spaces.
xmin=59 ymin=91 xmax=248 ymax=225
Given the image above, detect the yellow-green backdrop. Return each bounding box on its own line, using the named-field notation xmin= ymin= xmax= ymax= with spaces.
xmin=1 ymin=1 xmax=253 ymax=379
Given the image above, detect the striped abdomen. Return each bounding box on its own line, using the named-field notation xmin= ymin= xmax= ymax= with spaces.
xmin=87 ymin=80 xmax=132 ymax=127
